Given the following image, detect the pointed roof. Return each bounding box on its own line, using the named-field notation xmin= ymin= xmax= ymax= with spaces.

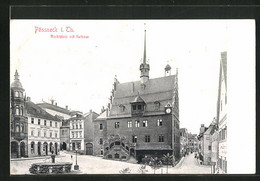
xmin=131 ymin=95 xmax=145 ymax=103
xmin=165 ymin=64 xmax=171 ymax=71
xmin=11 ymin=70 xmax=24 ymax=90
xmin=143 ymin=26 xmax=147 ymax=64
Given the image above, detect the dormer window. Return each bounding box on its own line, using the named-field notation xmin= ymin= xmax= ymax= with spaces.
xmin=133 ymin=105 xmax=136 ymax=110
xmin=154 ymin=101 xmax=160 ymax=110
xmin=119 ymin=104 xmax=125 ymax=112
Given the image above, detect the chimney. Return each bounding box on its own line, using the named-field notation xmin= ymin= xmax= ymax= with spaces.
xmin=55 ymin=102 xmax=57 ymax=106
xmin=66 ymin=105 xmax=68 ymax=110
xmin=51 ymin=100 xmax=54 ymax=105
xmin=26 ymin=97 xmax=31 ymax=101
xmin=90 ymin=109 xmax=92 ymax=113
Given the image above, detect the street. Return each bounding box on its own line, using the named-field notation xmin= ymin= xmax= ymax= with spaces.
xmin=10 ymin=152 xmax=211 ymax=174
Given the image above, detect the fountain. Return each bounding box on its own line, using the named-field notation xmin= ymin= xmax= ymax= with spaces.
xmin=29 ymin=154 xmax=73 ymax=174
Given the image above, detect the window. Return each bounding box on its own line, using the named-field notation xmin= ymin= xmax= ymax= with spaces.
xmin=79 ymin=132 xmax=82 ymax=138
xmin=73 ymin=124 xmax=75 ymax=129
xmin=15 ymin=107 xmax=19 ymax=115
xmin=20 ymin=92 xmax=23 ymax=97
xmin=62 ymin=130 xmax=64 ymax=135
xmin=55 ymin=133 xmax=57 ymax=138
xmin=133 ymin=105 xmax=136 ymax=110
xmin=100 ymin=138 xmax=103 ymax=145
xmin=159 ymin=135 xmax=164 ymax=142
xmin=119 ymin=105 xmax=125 ymax=112
xmin=138 ymin=105 xmax=142 ymax=110
xmin=135 ymin=120 xmax=140 ymax=127
xmin=38 ymin=130 xmax=41 ymax=137
xmin=143 ymin=120 xmax=148 ymax=127
xmin=154 ymin=101 xmax=160 ymax=110
xmin=44 ymin=131 xmax=46 ymax=137
xmin=127 ymin=121 xmax=132 ymax=128
xmin=31 ymin=142 xmax=35 ymax=154
xmin=101 ymin=150 xmax=103 ymax=155
xmin=145 ymin=135 xmax=150 ymax=142
xmin=76 ymin=124 xmax=78 ymax=129
xmin=72 ymin=132 xmax=74 ymax=138
xmin=75 ymin=132 xmax=78 ymax=138
xmin=80 ymin=124 xmax=82 ymax=129
xmin=157 ymin=119 xmax=163 ymax=126
xmin=15 ymin=91 xmax=19 ymax=97
xmin=132 ymin=135 xmax=137 ymax=143
xmin=31 ymin=118 xmax=34 ymax=124
xmin=38 ymin=119 xmax=41 ymax=125
xmin=100 ymin=124 xmax=103 ymax=130
xmin=50 ymin=121 xmax=52 ymax=127
xmin=20 ymin=107 xmax=23 ymax=116
xmin=44 ymin=120 xmax=47 ymax=126
xmin=55 ymin=122 xmax=57 ymax=127
xmin=20 ymin=123 xmax=24 ymax=132
xmin=208 ymin=146 xmax=211 ymax=150
xmin=16 ymin=125 xmax=19 ymax=132
xmin=115 ymin=122 xmax=120 ymax=128
xmin=50 ymin=132 xmax=52 ymax=138
xmin=31 ymin=130 xmax=34 ymax=136
xmin=77 ymin=142 xmax=81 ymax=150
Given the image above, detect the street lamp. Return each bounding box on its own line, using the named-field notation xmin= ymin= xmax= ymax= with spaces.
xmin=74 ymin=147 xmax=79 ymax=170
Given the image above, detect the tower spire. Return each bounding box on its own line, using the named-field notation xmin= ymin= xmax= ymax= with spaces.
xmin=14 ymin=70 xmax=19 ymax=80
xmin=143 ymin=24 xmax=146 ymax=64
xmin=140 ymin=23 xmax=150 ymax=84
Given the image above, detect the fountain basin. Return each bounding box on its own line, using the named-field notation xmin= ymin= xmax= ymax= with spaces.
xmin=29 ymin=162 xmax=72 ymax=174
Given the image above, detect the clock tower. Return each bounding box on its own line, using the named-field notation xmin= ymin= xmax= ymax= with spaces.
xmin=164 ymin=103 xmax=172 ymax=114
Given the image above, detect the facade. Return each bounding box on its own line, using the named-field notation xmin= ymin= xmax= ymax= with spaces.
xmin=179 ymin=128 xmax=188 ymax=157
xmin=94 ymin=28 xmax=180 ymax=163
xmin=84 ymin=110 xmax=99 ymax=155
xmin=187 ymin=133 xmax=198 ymax=153
xmin=26 ymin=99 xmax=61 ymax=157
xmin=10 ymin=70 xmax=28 ymax=158
xmin=216 ymin=52 xmax=227 ymax=173
xmin=69 ymin=113 xmax=84 ymax=152
xmin=60 ymin=119 xmax=70 ymax=151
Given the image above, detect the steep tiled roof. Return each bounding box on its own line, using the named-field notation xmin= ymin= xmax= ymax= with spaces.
xmin=109 ymin=75 xmax=176 ymax=117
xmin=37 ymin=102 xmax=71 ymax=115
xmin=26 ymin=101 xmax=61 ymax=121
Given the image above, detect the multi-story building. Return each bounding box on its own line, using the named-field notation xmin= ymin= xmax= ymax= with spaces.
xmin=187 ymin=133 xmax=198 ymax=153
xmin=10 ymin=70 xmax=28 ymax=158
xmin=69 ymin=112 xmax=84 ymax=152
xmin=84 ymin=110 xmax=99 ymax=155
xmin=93 ymin=28 xmax=180 ymax=163
xmin=26 ymin=99 xmax=61 ymax=157
xmin=198 ymin=121 xmax=217 ymax=166
xmin=179 ymin=128 xmax=188 ymax=156
xmin=60 ymin=119 xmax=70 ymax=151
xmin=216 ymin=52 xmax=227 ymax=173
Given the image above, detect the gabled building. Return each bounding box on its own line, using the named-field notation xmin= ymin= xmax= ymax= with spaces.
xmin=26 ymin=99 xmax=62 ymax=157
xmin=94 ymin=27 xmax=180 ymax=163
xmin=216 ymin=51 xmax=227 ymax=173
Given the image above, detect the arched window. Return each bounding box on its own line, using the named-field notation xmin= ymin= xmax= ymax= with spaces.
xmin=31 ymin=142 xmax=35 ymax=154
xmin=15 ymin=91 xmax=19 ymax=97
xmin=19 ymin=92 xmax=23 ymax=98
xmin=15 ymin=107 xmax=19 ymax=115
xmin=20 ymin=123 xmax=24 ymax=132
xmin=20 ymin=107 xmax=23 ymax=116
xmin=16 ymin=125 xmax=19 ymax=132
xmin=154 ymin=101 xmax=160 ymax=110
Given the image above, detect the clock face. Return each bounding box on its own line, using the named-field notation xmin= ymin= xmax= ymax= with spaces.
xmin=166 ymin=108 xmax=171 ymax=114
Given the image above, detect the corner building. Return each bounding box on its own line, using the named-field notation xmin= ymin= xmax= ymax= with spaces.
xmin=94 ymin=28 xmax=180 ymax=162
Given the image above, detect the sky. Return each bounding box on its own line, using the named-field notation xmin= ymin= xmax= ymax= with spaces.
xmin=9 ymin=20 xmax=249 ymax=135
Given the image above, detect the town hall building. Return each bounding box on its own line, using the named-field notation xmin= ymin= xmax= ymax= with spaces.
xmin=94 ymin=28 xmax=180 ymax=163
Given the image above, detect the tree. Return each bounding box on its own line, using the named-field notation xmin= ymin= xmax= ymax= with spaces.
xmin=162 ymin=153 xmax=174 ymax=174
xmin=148 ymin=157 xmax=162 ymax=174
